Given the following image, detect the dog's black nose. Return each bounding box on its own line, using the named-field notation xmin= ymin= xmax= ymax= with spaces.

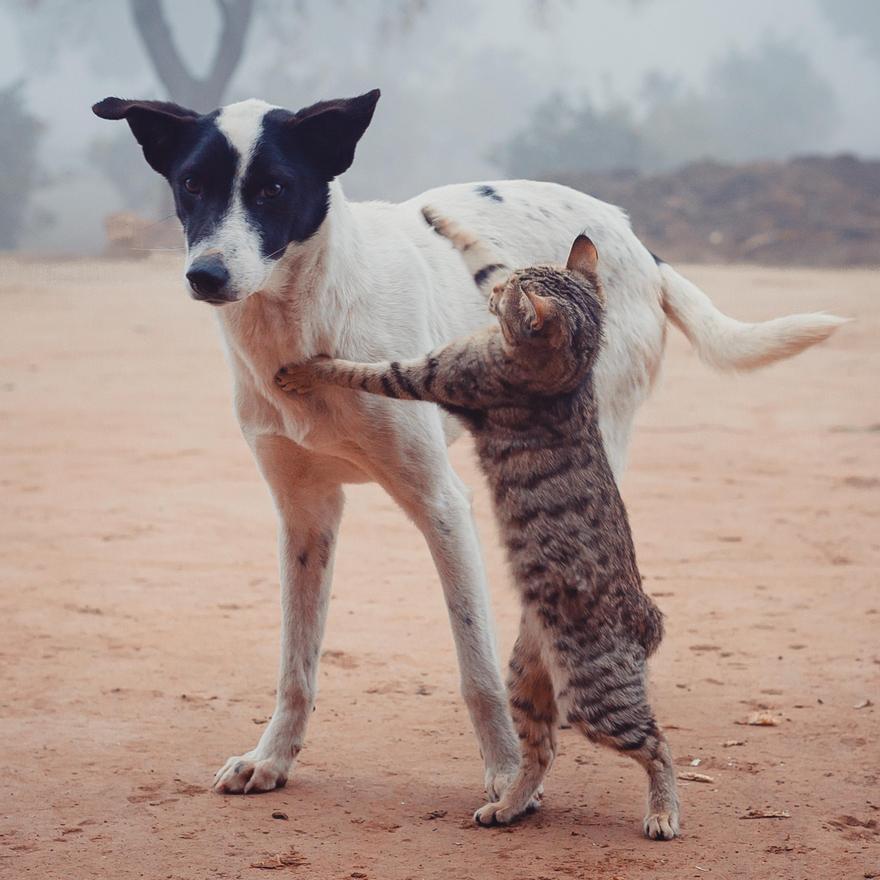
xmin=186 ymin=255 xmax=232 ymax=302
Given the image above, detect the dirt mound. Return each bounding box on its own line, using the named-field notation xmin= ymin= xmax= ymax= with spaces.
xmin=556 ymin=155 xmax=880 ymax=267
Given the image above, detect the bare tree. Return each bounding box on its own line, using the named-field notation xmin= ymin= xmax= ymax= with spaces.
xmin=497 ymin=36 xmax=839 ymax=177
xmin=128 ymin=0 xmax=254 ymax=111
xmin=0 ymin=82 xmax=43 ymax=248
xmin=817 ymin=0 xmax=880 ymax=64
xmin=6 ymin=0 xmax=256 ymax=111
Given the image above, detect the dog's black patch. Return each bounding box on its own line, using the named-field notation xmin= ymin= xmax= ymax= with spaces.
xmin=166 ymin=110 xmax=331 ymax=257
xmin=170 ymin=116 xmax=237 ymax=249
xmin=242 ymin=109 xmax=331 ymax=257
xmin=475 ymin=184 xmax=503 ymax=203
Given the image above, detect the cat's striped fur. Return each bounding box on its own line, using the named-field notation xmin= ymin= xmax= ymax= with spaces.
xmin=275 ymin=219 xmax=680 ymax=840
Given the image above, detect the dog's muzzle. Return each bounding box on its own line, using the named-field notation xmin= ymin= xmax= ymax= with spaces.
xmin=186 ymin=254 xmax=235 ymax=305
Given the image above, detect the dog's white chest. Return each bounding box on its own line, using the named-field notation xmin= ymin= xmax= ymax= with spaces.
xmin=233 ymin=369 xmax=386 ymax=483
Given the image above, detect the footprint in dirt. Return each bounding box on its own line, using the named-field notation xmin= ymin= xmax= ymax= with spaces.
xmin=321 ymin=649 xmax=359 ymax=669
xmin=127 ymin=781 xmax=164 ymax=804
xmin=827 ymin=815 xmax=878 ymax=841
xmin=174 ymin=781 xmax=208 ymax=797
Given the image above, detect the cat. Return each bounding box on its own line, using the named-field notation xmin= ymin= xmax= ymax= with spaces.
xmin=274 ymin=211 xmax=680 ymax=840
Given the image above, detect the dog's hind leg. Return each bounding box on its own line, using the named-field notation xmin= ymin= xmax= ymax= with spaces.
xmin=368 ymin=413 xmax=520 ymax=801
xmin=213 ymin=435 xmax=344 ymax=794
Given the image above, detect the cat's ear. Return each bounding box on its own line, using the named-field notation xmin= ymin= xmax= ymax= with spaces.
xmin=523 ymin=290 xmax=566 ymax=348
xmin=522 ymin=289 xmax=565 ymax=348
xmin=566 ymin=234 xmax=599 ymax=277
xmin=523 ymin=289 xmax=554 ymax=332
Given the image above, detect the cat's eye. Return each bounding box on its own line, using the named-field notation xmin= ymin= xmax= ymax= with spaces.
xmin=183 ymin=177 xmax=202 ymax=195
xmin=259 ymin=182 xmax=283 ymax=199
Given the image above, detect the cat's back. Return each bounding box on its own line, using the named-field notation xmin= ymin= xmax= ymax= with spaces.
xmin=473 ymin=388 xmax=615 ymax=547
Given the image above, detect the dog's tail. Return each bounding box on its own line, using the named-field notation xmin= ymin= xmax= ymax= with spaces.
xmin=657 ymin=260 xmax=847 ymax=371
xmin=422 ymin=206 xmax=510 ymax=292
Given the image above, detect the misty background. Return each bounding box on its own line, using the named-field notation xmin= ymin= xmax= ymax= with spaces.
xmin=0 ymin=0 xmax=878 ymax=257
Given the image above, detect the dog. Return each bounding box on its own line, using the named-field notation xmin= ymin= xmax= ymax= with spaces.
xmin=93 ymin=89 xmax=843 ymax=798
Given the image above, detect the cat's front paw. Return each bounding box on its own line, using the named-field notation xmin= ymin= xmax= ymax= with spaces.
xmin=275 ymin=362 xmax=319 ymax=394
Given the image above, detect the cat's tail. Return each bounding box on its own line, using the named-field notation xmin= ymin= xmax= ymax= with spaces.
xmin=422 ymin=206 xmax=510 ymax=292
xmin=657 ymin=261 xmax=847 ymax=371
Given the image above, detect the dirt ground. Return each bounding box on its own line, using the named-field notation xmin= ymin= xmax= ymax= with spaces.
xmin=1 ymin=257 xmax=877 ymax=880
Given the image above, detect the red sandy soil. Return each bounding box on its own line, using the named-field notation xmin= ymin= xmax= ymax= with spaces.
xmin=1 ymin=257 xmax=877 ymax=880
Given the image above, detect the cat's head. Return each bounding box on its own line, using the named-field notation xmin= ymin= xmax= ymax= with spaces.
xmin=491 ymin=235 xmax=605 ymax=381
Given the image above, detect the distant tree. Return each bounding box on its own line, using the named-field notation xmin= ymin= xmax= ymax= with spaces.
xmin=638 ymin=43 xmax=834 ymax=169
xmin=701 ymin=39 xmax=838 ymax=162
xmin=128 ymin=0 xmax=254 ymax=112
xmin=496 ymin=92 xmax=652 ymax=177
xmin=817 ymin=0 xmax=880 ymax=63
xmin=498 ymin=37 xmax=839 ymax=178
xmin=637 ymin=71 xmax=718 ymax=169
xmin=8 ymin=0 xmax=256 ymax=112
xmin=0 ymin=82 xmax=43 ymax=248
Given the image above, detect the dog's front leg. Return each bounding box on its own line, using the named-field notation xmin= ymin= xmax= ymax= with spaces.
xmin=214 ymin=435 xmax=343 ymax=794
xmin=368 ymin=419 xmax=520 ymax=799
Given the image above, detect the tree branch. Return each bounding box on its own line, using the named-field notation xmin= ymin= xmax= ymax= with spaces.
xmin=204 ymin=0 xmax=255 ymax=107
xmin=129 ymin=0 xmax=198 ymax=106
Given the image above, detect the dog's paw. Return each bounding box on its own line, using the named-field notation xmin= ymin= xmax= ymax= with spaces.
xmin=484 ymin=762 xmax=519 ymax=801
xmin=275 ymin=363 xmax=318 ymax=395
xmin=212 ymin=753 xmax=288 ymax=795
xmin=524 ymin=792 xmax=542 ymax=813
xmin=474 ymin=800 xmax=522 ymax=827
xmin=644 ymin=810 xmax=680 ymax=841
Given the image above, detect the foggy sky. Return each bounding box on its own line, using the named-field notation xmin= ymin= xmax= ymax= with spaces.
xmin=1 ymin=0 xmax=878 ymax=251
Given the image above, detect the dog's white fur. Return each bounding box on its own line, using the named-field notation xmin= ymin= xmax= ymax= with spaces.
xmin=206 ymin=100 xmax=844 ymax=796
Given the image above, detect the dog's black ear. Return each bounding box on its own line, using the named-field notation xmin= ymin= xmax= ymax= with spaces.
xmin=290 ymin=89 xmax=380 ymax=180
xmin=92 ymin=97 xmax=200 ymax=177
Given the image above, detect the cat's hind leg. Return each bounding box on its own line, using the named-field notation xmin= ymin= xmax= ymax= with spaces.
xmin=565 ymin=651 xmax=680 ymax=840
xmin=474 ymin=618 xmax=557 ymax=826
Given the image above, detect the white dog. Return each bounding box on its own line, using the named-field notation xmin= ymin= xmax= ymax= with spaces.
xmin=93 ymin=89 xmax=843 ymax=798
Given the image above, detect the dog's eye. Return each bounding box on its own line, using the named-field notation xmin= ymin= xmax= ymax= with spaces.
xmin=259 ymin=183 xmax=283 ymax=200
xmin=183 ymin=177 xmax=202 ymax=195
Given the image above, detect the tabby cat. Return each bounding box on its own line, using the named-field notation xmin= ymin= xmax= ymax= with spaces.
xmin=275 ymin=210 xmax=680 ymax=840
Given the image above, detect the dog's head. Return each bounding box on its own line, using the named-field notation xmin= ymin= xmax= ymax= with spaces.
xmin=92 ymin=90 xmax=380 ymax=305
